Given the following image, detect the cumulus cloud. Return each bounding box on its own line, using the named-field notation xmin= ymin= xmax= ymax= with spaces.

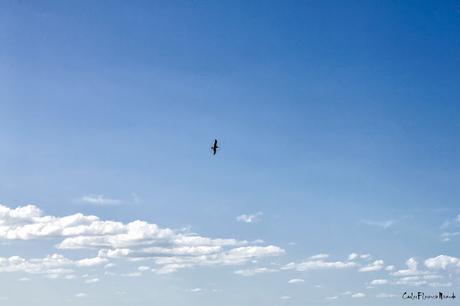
xmin=77 ymin=195 xmax=121 ymax=206
xmin=0 ymin=204 xmax=284 ymax=275
xmin=282 ymin=253 xmax=383 ymax=273
xmin=391 ymin=258 xmax=428 ymax=277
xmin=424 ymin=255 xmax=460 ymax=270
xmin=236 ymin=212 xmax=262 ymax=223
xmin=0 ymin=253 xmax=105 ymax=276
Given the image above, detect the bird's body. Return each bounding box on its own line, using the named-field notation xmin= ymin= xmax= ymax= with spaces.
xmin=211 ymin=139 xmax=219 ymax=155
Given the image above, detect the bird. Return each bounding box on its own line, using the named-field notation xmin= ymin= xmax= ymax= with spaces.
xmin=211 ymin=139 xmax=219 ymax=155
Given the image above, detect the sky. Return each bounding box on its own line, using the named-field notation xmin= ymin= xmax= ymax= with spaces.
xmin=0 ymin=0 xmax=459 ymax=305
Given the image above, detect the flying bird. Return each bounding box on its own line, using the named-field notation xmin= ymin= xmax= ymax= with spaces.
xmin=211 ymin=139 xmax=219 ymax=155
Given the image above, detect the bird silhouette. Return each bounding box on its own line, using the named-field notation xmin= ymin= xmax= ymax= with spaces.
xmin=211 ymin=139 xmax=219 ymax=155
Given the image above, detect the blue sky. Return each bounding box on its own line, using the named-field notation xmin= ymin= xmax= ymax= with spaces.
xmin=0 ymin=1 xmax=459 ymax=305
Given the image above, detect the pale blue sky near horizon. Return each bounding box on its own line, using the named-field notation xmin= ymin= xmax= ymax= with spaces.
xmin=0 ymin=1 xmax=459 ymax=305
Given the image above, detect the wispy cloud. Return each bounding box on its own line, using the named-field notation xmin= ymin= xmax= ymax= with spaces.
xmin=77 ymin=194 xmax=122 ymax=206
xmin=288 ymin=278 xmax=304 ymax=284
xmin=351 ymin=293 xmax=366 ymax=298
xmin=236 ymin=212 xmax=263 ymax=223
xmin=360 ymin=219 xmax=395 ymax=229
xmin=376 ymin=293 xmax=397 ymax=298
xmin=234 ymin=267 xmax=277 ymax=276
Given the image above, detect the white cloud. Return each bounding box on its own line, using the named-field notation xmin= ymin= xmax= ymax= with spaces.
xmin=348 ymin=253 xmax=371 ymax=261
xmin=424 ymin=255 xmax=460 ymax=270
xmin=309 ymin=253 xmax=329 ymax=260
xmin=283 ymin=257 xmax=357 ymax=272
xmin=236 ymin=212 xmax=262 ymax=223
xmin=392 ymin=258 xmax=428 ymax=276
xmin=348 ymin=253 xmax=358 ymax=261
xmin=84 ymin=278 xmax=99 ymax=284
xmin=395 ymin=276 xmax=427 ymax=286
xmin=0 ymin=253 xmax=104 ymax=275
xmin=325 ymin=296 xmax=338 ymax=300
xmin=186 ymin=288 xmax=203 ymax=293
xmin=359 ymin=260 xmax=384 ymax=272
xmin=137 ymin=266 xmax=150 ymax=272
xmin=385 ymin=265 xmax=395 ymax=271
xmin=280 ymin=296 xmax=291 ymax=300
xmin=0 ymin=204 xmax=284 ymax=275
xmin=75 ymin=293 xmax=87 ymax=298
xmin=234 ymin=267 xmax=277 ymax=277
xmin=282 ymin=253 xmax=384 ymax=274
xmin=370 ymin=279 xmax=388 ymax=285
xmin=376 ymin=293 xmax=397 ymax=298
xmin=77 ymin=195 xmax=121 ymax=206
xmin=288 ymin=278 xmax=304 ymax=284
xmin=351 ymin=293 xmax=366 ymax=298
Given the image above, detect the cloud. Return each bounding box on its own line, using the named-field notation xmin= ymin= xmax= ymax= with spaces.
xmin=351 ymin=293 xmax=366 ymax=298
xmin=0 ymin=204 xmax=284 ymax=275
xmin=391 ymin=258 xmax=429 ymax=277
xmin=390 ymin=259 xmax=444 ymax=287
xmin=137 ymin=266 xmax=150 ymax=272
xmin=424 ymin=255 xmax=460 ymax=270
xmin=440 ymin=232 xmax=460 ymax=242
xmin=234 ymin=267 xmax=277 ymax=277
xmin=288 ymin=278 xmax=304 ymax=284
xmin=325 ymin=296 xmax=338 ymax=300
xmin=84 ymin=278 xmax=99 ymax=284
xmin=280 ymin=296 xmax=291 ymax=300
xmin=376 ymin=293 xmax=397 ymax=298
xmin=348 ymin=253 xmax=371 ymax=261
xmin=282 ymin=257 xmax=358 ymax=272
xmin=77 ymin=195 xmax=122 ymax=206
xmin=370 ymin=279 xmax=388 ymax=285
xmin=236 ymin=212 xmax=262 ymax=223
xmin=360 ymin=219 xmax=394 ymax=229
xmin=309 ymin=253 xmax=329 ymax=260
xmin=75 ymin=293 xmax=87 ymax=298
xmin=0 ymin=253 xmax=105 ymax=276
xmin=385 ymin=265 xmax=395 ymax=271
xmin=359 ymin=260 xmax=384 ymax=272
xmin=282 ymin=253 xmax=386 ymax=274
xmin=429 ymin=282 xmax=452 ymax=287
xmin=186 ymin=288 xmax=203 ymax=293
